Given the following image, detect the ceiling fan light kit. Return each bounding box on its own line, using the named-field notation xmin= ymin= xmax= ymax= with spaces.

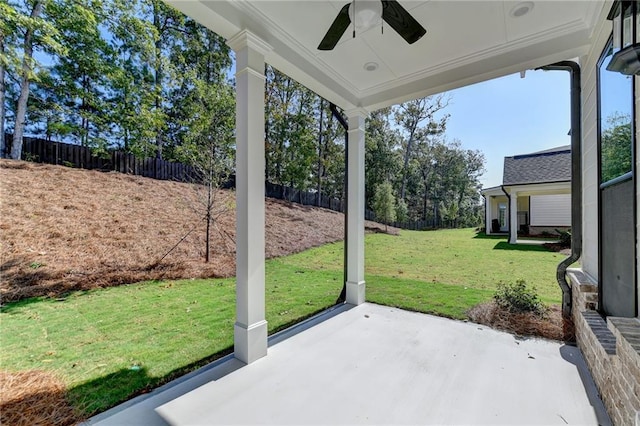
xmin=349 ymin=0 xmax=383 ymax=31
xmin=318 ymin=0 xmax=426 ymax=51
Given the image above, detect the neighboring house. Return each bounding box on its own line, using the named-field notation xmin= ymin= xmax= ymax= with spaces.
xmin=482 ymin=145 xmax=571 ymax=243
xmin=164 ymin=2 xmax=638 ymax=424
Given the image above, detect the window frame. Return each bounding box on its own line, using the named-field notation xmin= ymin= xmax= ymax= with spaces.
xmin=597 ymin=36 xmax=635 ymax=189
xmin=596 ymin=33 xmax=638 ymax=318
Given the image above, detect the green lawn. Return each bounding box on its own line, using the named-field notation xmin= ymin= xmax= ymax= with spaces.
xmin=1 ymin=228 xmax=566 ymax=416
xmin=281 ymin=228 xmax=565 ymax=304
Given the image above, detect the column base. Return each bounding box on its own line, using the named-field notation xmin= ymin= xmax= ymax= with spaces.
xmin=346 ymin=280 xmax=366 ymax=305
xmin=234 ymin=320 xmax=268 ymax=364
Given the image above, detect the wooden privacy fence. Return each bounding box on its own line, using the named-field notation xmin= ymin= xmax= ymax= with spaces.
xmin=265 ymin=181 xmax=434 ymax=230
xmin=266 ymin=181 xmax=346 ymax=212
xmin=4 ymin=134 xmax=194 ymax=182
xmin=4 ymin=134 xmax=434 ymax=230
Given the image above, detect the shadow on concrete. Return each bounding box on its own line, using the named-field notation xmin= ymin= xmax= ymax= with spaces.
xmin=85 ymin=355 xmax=243 ymax=426
xmin=87 ymin=303 xmax=354 ymax=425
xmin=559 ymin=345 xmax=612 ymax=426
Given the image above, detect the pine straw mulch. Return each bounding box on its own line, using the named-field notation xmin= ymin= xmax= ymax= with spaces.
xmin=0 ymin=159 xmax=395 ymax=302
xmin=468 ymin=302 xmax=575 ymax=342
xmin=0 ymin=370 xmax=82 ymax=426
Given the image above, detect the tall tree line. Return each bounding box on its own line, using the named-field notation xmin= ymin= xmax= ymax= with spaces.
xmin=365 ymin=97 xmax=485 ymax=228
xmin=264 ymin=64 xmax=346 ymax=200
xmin=1 ymin=0 xmax=485 ymax=228
xmin=1 ymin=0 xmax=234 ymax=163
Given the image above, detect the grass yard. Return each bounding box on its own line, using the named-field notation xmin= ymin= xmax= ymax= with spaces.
xmin=282 ymin=228 xmax=566 ymax=308
xmin=0 ymin=260 xmax=342 ymax=417
xmin=1 ymin=228 xmax=567 ymax=419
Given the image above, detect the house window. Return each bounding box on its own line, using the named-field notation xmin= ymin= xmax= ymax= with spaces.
xmin=599 ymin=38 xmax=634 ymax=185
xmin=598 ymin=35 xmax=636 ymax=318
xmin=498 ymin=203 xmax=507 ymax=229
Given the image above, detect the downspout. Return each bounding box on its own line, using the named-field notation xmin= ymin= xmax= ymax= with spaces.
xmin=536 ymin=61 xmax=582 ymax=318
xmin=500 ymin=186 xmax=511 ymax=235
xmin=330 ymin=103 xmax=348 ymax=303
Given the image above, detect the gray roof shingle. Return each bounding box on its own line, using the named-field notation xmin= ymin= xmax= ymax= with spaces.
xmin=503 ymin=145 xmax=571 ymax=185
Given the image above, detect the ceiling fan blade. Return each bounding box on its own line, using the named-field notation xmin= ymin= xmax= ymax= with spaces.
xmin=318 ymin=3 xmax=351 ymax=50
xmin=382 ymin=0 xmax=426 ymax=45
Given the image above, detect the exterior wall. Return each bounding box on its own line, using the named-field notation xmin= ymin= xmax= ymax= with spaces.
xmin=485 ymin=194 xmax=508 ymax=234
xmin=580 ymin=13 xmax=607 ymax=281
xmin=636 ymin=74 xmax=640 ymax=318
xmin=530 ymin=194 xmax=571 ymax=226
xmin=569 ymin=271 xmax=640 ymax=426
xmin=517 ymin=196 xmax=529 ymax=230
xmin=517 ymin=196 xmax=529 ymax=212
xmin=572 ymin=5 xmax=640 ymax=425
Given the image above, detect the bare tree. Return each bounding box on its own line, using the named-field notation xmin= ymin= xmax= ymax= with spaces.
xmin=189 ymin=145 xmax=234 ymax=263
xmin=176 ymin=82 xmax=235 ymax=262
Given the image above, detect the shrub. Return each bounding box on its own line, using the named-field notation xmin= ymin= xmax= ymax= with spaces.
xmin=555 ymin=228 xmax=571 ymax=248
xmin=494 ymin=280 xmax=544 ymax=315
xmin=372 ymin=182 xmax=396 ymax=231
xmin=395 ymin=198 xmax=408 ymax=224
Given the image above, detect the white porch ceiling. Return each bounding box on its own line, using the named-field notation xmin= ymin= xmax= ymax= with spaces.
xmin=167 ymin=0 xmax=608 ymax=111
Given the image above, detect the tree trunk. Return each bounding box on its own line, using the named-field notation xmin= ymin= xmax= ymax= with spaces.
xmin=153 ymin=3 xmax=163 ymax=160
xmin=12 ymin=1 xmax=44 ymax=160
xmin=422 ymin=184 xmax=428 ymax=221
xmin=399 ymin=127 xmax=416 ymax=201
xmin=0 ymin=33 xmax=6 ymax=158
xmin=81 ymin=77 xmax=88 ymax=146
xmin=205 ymin=181 xmax=212 ymax=262
xmin=316 ymin=99 xmax=324 ymax=206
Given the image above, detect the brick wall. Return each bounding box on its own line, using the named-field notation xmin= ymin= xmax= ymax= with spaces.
xmin=569 ymin=269 xmax=640 ymax=426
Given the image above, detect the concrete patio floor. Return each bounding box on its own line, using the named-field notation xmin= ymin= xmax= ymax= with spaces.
xmin=88 ymin=303 xmax=610 ymax=425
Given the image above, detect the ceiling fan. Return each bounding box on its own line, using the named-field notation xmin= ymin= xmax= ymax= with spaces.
xmin=318 ymin=0 xmax=426 ymax=51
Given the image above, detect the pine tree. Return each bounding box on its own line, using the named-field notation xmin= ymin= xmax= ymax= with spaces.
xmin=4 ymin=0 xmax=65 ymax=159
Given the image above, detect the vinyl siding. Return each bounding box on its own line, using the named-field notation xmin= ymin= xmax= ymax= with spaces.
xmin=580 ymin=7 xmax=612 ymax=281
xmin=530 ymin=194 xmax=571 ymax=226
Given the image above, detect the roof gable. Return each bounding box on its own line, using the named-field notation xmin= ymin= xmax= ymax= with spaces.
xmin=503 ymin=146 xmax=571 ymax=185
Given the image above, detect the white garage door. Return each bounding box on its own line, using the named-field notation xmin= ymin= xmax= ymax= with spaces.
xmin=530 ymin=194 xmax=571 ymax=226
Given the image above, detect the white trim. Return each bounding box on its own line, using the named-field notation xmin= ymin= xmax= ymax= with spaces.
xmin=346 ymin=111 xmax=366 ymax=305
xmin=232 ymin=32 xmax=269 ymax=364
xmin=227 ymin=30 xmax=273 ymax=57
xmin=509 ymin=191 xmax=518 ymax=243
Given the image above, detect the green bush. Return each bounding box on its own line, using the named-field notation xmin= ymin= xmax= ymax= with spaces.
xmin=395 ymin=198 xmax=408 ymax=223
xmin=494 ymin=280 xmax=544 ymax=315
xmin=555 ymin=229 xmax=571 ymax=247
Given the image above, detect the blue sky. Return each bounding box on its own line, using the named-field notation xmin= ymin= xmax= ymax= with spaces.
xmin=438 ymin=70 xmax=571 ymax=189
xmin=32 ymin=47 xmax=572 ymax=191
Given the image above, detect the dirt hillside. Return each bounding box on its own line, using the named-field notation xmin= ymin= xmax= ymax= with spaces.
xmin=0 ymin=160 xmax=391 ymax=302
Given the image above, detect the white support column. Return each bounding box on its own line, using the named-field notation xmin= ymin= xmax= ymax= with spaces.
xmin=227 ymin=31 xmax=272 ymax=364
xmin=509 ymin=191 xmax=518 ymax=244
xmin=345 ymin=108 xmax=367 ymax=305
xmin=484 ymin=197 xmax=491 ymax=234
